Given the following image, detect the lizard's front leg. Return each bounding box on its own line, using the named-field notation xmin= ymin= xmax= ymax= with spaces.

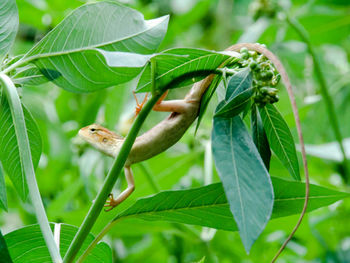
xmin=153 ymin=99 xmax=189 ymax=113
xmin=134 ymin=90 xmax=190 ymax=113
xmin=104 ymin=166 xmax=135 ymax=212
xmin=152 ymin=91 xmax=190 ymax=113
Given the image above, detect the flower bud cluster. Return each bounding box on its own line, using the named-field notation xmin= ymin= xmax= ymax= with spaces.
xmin=239 ymin=47 xmax=281 ymax=107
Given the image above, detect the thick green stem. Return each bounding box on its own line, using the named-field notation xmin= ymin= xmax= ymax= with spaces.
xmin=286 ymin=15 xmax=349 ymax=177
xmin=63 ymin=92 xmax=162 ymax=263
xmin=0 ymin=73 xmax=62 ymax=263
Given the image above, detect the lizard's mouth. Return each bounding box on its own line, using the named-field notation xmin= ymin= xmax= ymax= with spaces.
xmin=78 ymin=128 xmax=85 ymax=138
xmin=78 ymin=127 xmax=90 ymax=142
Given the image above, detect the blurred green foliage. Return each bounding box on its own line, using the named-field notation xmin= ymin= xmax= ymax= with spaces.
xmin=1 ymin=0 xmax=350 ymax=262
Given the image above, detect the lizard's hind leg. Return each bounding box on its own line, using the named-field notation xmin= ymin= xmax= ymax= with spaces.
xmin=104 ymin=166 xmax=135 ymax=212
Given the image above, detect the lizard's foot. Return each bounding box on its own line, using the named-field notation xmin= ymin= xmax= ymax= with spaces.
xmin=104 ymin=167 xmax=135 ymax=212
xmin=133 ymin=91 xmax=148 ymax=116
xmin=104 ymin=193 xmax=120 ymax=212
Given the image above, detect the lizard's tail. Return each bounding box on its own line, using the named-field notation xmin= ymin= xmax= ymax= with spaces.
xmin=187 ymin=43 xmax=309 ymax=263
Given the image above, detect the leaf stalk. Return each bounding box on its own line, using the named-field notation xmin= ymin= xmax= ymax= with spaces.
xmin=0 ymin=73 xmax=62 ymax=263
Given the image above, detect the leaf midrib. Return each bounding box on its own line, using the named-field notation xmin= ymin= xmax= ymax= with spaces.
xmin=21 ymin=16 xmax=168 ymax=63
xmin=229 ymin=118 xmax=247 ymax=238
xmin=116 ymin=193 xmax=347 ymax=221
xmin=263 ymin=106 xmax=298 ymax=179
xmin=217 ymin=88 xmax=253 ymax=115
xmin=226 ymin=69 xmax=251 ymax=101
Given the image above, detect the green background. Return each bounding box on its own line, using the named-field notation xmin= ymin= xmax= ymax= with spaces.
xmin=2 ymin=0 xmax=350 ymax=262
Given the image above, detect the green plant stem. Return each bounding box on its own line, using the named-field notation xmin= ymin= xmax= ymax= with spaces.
xmin=0 ymin=73 xmax=62 ymax=263
xmin=77 ymin=219 xmax=120 ymax=263
xmin=63 ymin=92 xmax=162 ymax=263
xmin=286 ymin=15 xmax=349 ymax=178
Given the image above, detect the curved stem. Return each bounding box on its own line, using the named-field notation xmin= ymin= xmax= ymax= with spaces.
xmin=62 ymin=92 xmax=162 ymax=263
xmin=286 ymin=15 xmax=349 ymax=178
xmin=0 ymin=73 xmax=62 ymax=263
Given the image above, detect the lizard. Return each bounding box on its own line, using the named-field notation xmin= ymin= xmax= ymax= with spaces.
xmin=78 ymin=43 xmax=301 ymax=212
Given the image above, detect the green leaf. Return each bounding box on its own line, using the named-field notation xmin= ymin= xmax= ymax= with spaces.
xmin=251 ymin=105 xmax=271 ymax=170
xmin=211 ymin=116 xmax=273 ymax=252
xmin=0 ymin=229 xmax=12 ymax=263
xmin=259 ymin=104 xmax=300 ymax=181
xmin=0 ymin=0 xmax=19 ymax=62
xmin=136 ymin=48 xmax=232 ymax=92
xmin=4 ymin=224 xmax=111 ymax=263
xmin=112 ymin=176 xmax=348 ymax=231
xmin=22 ymin=2 xmax=169 ymax=93
xmin=0 ymin=91 xmax=42 ymax=200
xmin=214 ymin=68 xmax=253 ymax=118
xmin=12 ymin=65 xmax=48 ymax=86
xmin=0 ymin=162 xmax=7 ymax=211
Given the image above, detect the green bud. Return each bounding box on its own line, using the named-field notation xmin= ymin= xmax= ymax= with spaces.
xmin=259 ymin=72 xmax=266 ymax=80
xmin=257 ymin=55 xmax=266 ymax=63
xmin=249 ymin=51 xmax=257 ymax=58
xmin=262 ymin=97 xmax=270 ymax=103
xmin=265 ymin=70 xmax=273 ymax=79
xmin=260 ymin=87 xmax=269 ymax=94
xmin=272 ymin=74 xmax=281 ymax=86
xmin=254 ymin=80 xmax=262 ymax=87
xmin=241 ymin=52 xmax=249 ymax=60
xmin=240 ymin=47 xmax=248 ymax=54
xmin=267 ymin=87 xmax=278 ymax=96
xmin=249 ymin=61 xmax=258 ymax=70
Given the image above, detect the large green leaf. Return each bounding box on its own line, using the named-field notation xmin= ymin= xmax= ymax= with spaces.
xmin=4 ymin=224 xmax=111 ymax=263
xmin=259 ymin=104 xmax=300 ymax=180
xmin=21 ymin=2 xmax=169 ymax=92
xmin=112 ymin=176 xmax=348 ymax=231
xmin=0 ymin=162 xmax=7 ymax=211
xmin=211 ymin=116 xmax=273 ymax=252
xmin=136 ymin=48 xmax=233 ymax=92
xmin=0 ymin=0 xmax=19 ymax=62
xmin=214 ymin=68 xmax=253 ymax=118
xmin=0 ymin=91 xmax=42 ymax=200
xmin=251 ymin=105 xmax=271 ymax=170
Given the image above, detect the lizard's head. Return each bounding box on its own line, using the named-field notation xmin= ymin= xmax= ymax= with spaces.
xmin=78 ymin=124 xmax=123 ymax=157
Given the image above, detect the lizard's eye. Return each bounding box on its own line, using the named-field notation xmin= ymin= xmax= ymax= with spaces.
xmin=102 ymin=138 xmax=108 ymax=143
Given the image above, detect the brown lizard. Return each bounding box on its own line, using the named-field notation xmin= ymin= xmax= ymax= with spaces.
xmin=78 ymin=43 xmax=300 ymax=211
